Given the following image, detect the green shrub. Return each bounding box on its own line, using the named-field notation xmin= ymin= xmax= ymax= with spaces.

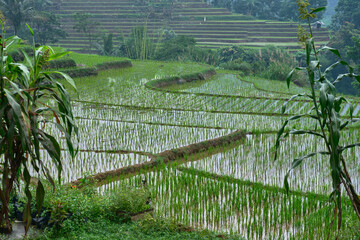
xmin=108 ymin=186 xmax=151 ymax=217
xmin=47 ymin=58 xmax=77 ymax=69
xmin=154 ymin=36 xmax=218 ymax=65
xmin=261 ymin=61 xmax=308 ymax=86
xmin=189 ymin=47 xmax=219 ymax=66
xmin=124 ymin=26 xmax=154 ymax=60
xmin=217 ymin=45 xmax=256 ymax=64
xmin=52 ymin=67 xmax=98 ymax=79
xmin=146 ymin=68 xmax=215 ymax=89
xmin=154 ymin=35 xmax=196 ymax=61
xmin=7 ymin=46 xmax=33 ymax=62
xmin=220 ymin=61 xmax=253 ymax=75
xmin=261 ymin=61 xmax=293 ymax=81
xmin=181 ymin=72 xmax=205 ymax=81
xmin=146 ymin=76 xmax=181 ymax=88
xmin=96 ymin=60 xmax=132 ymax=71
xmin=339 ymin=215 xmax=360 ymax=239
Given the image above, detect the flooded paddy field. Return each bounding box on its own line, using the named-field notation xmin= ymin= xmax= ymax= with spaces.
xmin=35 ymin=61 xmax=360 ymax=239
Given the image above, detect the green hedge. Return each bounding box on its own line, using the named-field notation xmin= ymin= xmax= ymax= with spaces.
xmin=52 ymin=67 xmax=98 ymax=79
xmin=64 ymin=67 xmax=98 ymax=78
xmin=8 ymin=46 xmax=33 ymax=62
xmin=95 ymin=60 xmax=132 ymax=71
xmin=145 ymin=68 xmax=216 ymax=88
xmin=181 ymin=72 xmax=205 ymax=81
xmin=47 ymin=58 xmax=77 ymax=69
xmin=51 ymin=60 xmax=133 ymax=79
xmin=146 ymin=76 xmax=181 ymax=88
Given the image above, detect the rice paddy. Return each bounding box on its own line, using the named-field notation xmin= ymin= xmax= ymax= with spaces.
xmin=39 ymin=60 xmax=359 ymax=238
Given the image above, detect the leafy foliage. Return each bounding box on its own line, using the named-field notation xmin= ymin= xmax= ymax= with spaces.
xmin=154 ymin=35 xmax=196 ymax=61
xmin=331 ymin=0 xmax=360 ymax=30
xmin=117 ymin=26 xmax=154 ymax=60
xmin=0 ymin=0 xmax=33 ymax=35
xmin=275 ymin=1 xmax=360 ymax=235
xmin=28 ymin=11 xmax=67 ymax=45
xmin=211 ymin=0 xmax=327 ymax=21
xmin=217 ymin=45 xmax=307 ymax=84
xmin=73 ymin=13 xmax=100 ymax=51
xmin=320 ymin=22 xmax=360 ymax=95
xmin=0 ymin=0 xmax=67 ymax=45
xmin=0 ymin=23 xmax=77 ymax=234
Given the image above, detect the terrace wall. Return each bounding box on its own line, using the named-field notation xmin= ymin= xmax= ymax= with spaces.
xmin=53 ymin=0 xmax=330 ymax=52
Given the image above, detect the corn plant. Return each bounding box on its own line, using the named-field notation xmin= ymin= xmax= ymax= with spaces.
xmin=275 ymin=0 xmax=360 ymax=236
xmin=0 ymin=23 xmax=77 ymax=234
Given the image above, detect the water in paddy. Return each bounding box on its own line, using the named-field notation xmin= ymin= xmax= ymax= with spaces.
xmin=166 ymin=73 xmax=294 ymax=99
xmin=185 ymin=130 xmax=360 ymax=195
xmin=25 ymin=61 xmax=359 ymax=239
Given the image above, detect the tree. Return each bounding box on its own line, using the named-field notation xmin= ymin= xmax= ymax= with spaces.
xmin=154 ymin=35 xmax=196 ymax=61
xmin=347 ymin=34 xmax=360 ymax=64
xmin=319 ymin=23 xmax=360 ymax=95
xmin=125 ymin=26 xmax=154 ymax=60
xmin=276 ymin=1 xmax=360 ymax=236
xmin=94 ymin=32 xmax=115 ymax=56
xmin=211 ymin=0 xmax=328 ymax=21
xmin=73 ymin=13 xmax=100 ymax=51
xmin=331 ymin=0 xmax=360 ymax=30
xmin=232 ymin=0 xmax=261 ymax=16
xmin=0 ymin=0 xmax=33 ymax=35
xmin=279 ymin=0 xmax=327 ymax=21
xmin=30 ymin=11 xmax=67 ymax=45
xmin=0 ymin=23 xmax=77 ymax=234
xmin=348 ymin=35 xmax=360 ymax=94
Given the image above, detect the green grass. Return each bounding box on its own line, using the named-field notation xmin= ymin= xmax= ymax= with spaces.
xmin=243 ymin=75 xmax=309 ymax=95
xmin=13 ymin=48 xmax=357 ymax=239
xmin=34 ymin=219 xmax=242 ymax=240
xmin=68 ymin=53 xmax=130 ymax=67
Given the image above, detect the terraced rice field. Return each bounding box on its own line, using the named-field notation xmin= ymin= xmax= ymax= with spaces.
xmin=38 ymin=60 xmax=359 ymax=239
xmin=53 ymin=0 xmax=330 ymax=52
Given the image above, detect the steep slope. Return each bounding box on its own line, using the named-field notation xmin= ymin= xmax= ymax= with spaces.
xmin=54 ymin=0 xmax=329 ymax=52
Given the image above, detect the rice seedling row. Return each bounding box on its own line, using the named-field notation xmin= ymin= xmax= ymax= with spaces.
xmin=45 ymin=118 xmax=231 ymax=153
xmin=72 ymin=101 xmax=322 ymax=132
xmin=31 ymin=151 xmax=150 ymax=183
xmin=184 ymin=130 xmax=360 ymax=195
xmin=45 ymin=60 xmax=360 ymax=239
xmin=100 ymin=168 xmax=353 ymax=239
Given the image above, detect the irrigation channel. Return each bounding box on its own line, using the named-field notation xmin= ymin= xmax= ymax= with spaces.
xmin=37 ymin=61 xmax=359 ymax=239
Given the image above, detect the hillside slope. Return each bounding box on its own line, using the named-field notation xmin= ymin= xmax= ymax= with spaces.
xmin=54 ymin=0 xmax=330 ymax=52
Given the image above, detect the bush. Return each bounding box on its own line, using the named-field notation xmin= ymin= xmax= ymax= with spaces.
xmin=217 ymin=45 xmax=256 ymax=64
xmin=189 ymin=47 xmax=219 ymax=66
xmin=146 ymin=76 xmax=181 ymax=88
xmin=7 ymin=46 xmax=33 ymax=62
xmin=52 ymin=67 xmax=98 ymax=79
xmin=261 ymin=61 xmax=308 ymax=86
xmin=146 ymin=69 xmax=215 ymax=89
xmin=64 ymin=67 xmax=98 ymax=78
xmin=181 ymin=72 xmax=205 ymax=82
xmin=154 ymin=35 xmax=196 ymax=61
xmin=96 ymin=60 xmax=132 ymax=71
xmin=108 ymin=186 xmax=151 ymax=219
xmin=46 ymin=58 xmax=77 ymax=69
xmin=220 ymin=61 xmax=253 ymax=75
xmin=261 ymin=61 xmax=293 ymax=81
xmin=124 ymin=26 xmax=154 ymax=60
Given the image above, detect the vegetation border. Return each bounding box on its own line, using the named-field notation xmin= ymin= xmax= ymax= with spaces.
xmin=145 ymin=71 xmax=312 ymax=102
xmin=95 ymin=60 xmax=133 ymax=71
xmin=69 ymin=130 xmax=246 ymax=187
